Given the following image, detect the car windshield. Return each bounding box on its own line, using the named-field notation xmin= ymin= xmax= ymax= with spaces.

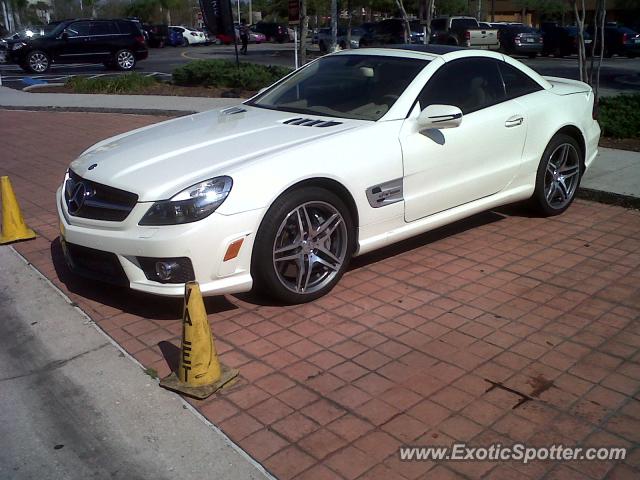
xmin=248 ymin=54 xmax=429 ymax=121
xmin=7 ymin=23 xmax=60 ymax=39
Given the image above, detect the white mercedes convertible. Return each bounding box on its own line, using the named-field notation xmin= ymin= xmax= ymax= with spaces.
xmin=57 ymin=46 xmax=600 ymax=303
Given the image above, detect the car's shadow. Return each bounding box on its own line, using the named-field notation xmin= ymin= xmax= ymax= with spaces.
xmin=50 ymin=238 xmax=239 ymax=321
xmin=51 ymin=203 xmax=532 ymax=318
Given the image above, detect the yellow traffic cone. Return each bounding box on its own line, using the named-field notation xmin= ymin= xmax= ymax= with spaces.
xmin=160 ymin=281 xmax=239 ymax=399
xmin=0 ymin=176 xmax=36 ymax=245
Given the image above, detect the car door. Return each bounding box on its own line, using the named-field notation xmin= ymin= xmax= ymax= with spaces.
xmin=86 ymin=21 xmax=118 ymax=61
xmin=400 ymin=57 xmax=528 ymax=222
xmin=57 ymin=21 xmax=92 ymax=63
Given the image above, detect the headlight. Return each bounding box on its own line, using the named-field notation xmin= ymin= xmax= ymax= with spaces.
xmin=11 ymin=42 xmax=26 ymax=50
xmin=139 ymin=176 xmax=232 ymax=226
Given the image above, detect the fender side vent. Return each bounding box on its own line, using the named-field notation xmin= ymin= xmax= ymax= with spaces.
xmin=283 ymin=117 xmax=343 ymax=128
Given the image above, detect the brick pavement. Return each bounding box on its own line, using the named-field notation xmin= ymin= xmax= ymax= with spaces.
xmin=1 ymin=110 xmax=639 ymax=480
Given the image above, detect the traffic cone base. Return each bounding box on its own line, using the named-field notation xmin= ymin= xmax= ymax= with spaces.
xmin=160 ymin=364 xmax=239 ymax=400
xmin=1 ymin=176 xmax=36 ymax=245
xmin=160 ymin=281 xmax=239 ymax=400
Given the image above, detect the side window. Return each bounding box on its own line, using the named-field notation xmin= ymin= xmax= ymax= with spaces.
xmin=498 ymin=62 xmax=543 ymax=100
xmin=90 ymin=21 xmax=116 ymax=36
xmin=66 ymin=21 xmax=91 ymax=37
xmin=417 ymin=58 xmax=506 ymax=115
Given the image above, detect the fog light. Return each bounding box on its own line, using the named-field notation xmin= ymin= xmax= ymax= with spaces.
xmin=156 ymin=261 xmax=180 ymax=281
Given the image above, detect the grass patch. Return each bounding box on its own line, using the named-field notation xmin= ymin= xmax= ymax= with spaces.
xmin=598 ymin=94 xmax=640 ymax=139
xmin=143 ymin=367 xmax=158 ymax=379
xmin=173 ymin=59 xmax=292 ymax=91
xmin=66 ymin=73 xmax=158 ymax=94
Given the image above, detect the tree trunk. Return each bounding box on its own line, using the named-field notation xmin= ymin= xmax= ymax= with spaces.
xmin=346 ymin=0 xmax=352 ymax=49
xmin=572 ymin=0 xmax=587 ymax=83
xmin=425 ymin=0 xmax=434 ymax=44
xmin=594 ymin=0 xmax=606 ymax=110
xmin=394 ymin=0 xmax=411 ymax=43
xmin=299 ymin=0 xmax=308 ymax=64
xmin=330 ymin=0 xmax=337 ymax=51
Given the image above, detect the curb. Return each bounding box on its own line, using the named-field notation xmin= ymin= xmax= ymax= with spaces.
xmin=577 ymin=187 xmax=640 ymax=210
xmin=0 ymin=105 xmax=192 ymax=116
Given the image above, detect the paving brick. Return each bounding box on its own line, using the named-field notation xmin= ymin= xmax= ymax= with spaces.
xmin=6 ymin=111 xmax=640 ymax=480
xmin=298 ymin=428 xmax=346 ymax=460
xmin=326 ymin=447 xmax=373 ymax=480
xmin=272 ymin=412 xmax=320 ymax=442
xmin=264 ymin=446 xmax=316 ymax=480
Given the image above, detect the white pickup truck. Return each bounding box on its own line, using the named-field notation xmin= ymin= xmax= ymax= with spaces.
xmin=430 ymin=16 xmax=500 ymax=50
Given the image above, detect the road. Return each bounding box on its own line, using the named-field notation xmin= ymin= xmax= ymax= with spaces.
xmin=0 ymin=246 xmax=269 ymax=480
xmin=1 ymin=42 xmax=638 ymax=96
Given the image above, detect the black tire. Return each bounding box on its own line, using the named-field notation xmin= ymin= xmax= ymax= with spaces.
xmin=531 ymin=133 xmax=583 ymax=216
xmin=319 ymin=40 xmax=327 ymax=53
xmin=182 ymin=37 xmax=189 ymax=47
xmin=25 ymin=50 xmax=50 ymax=73
xmin=527 ymin=53 xmax=537 ymax=58
xmin=252 ymin=187 xmax=355 ymax=304
xmin=114 ymin=49 xmax=136 ymax=71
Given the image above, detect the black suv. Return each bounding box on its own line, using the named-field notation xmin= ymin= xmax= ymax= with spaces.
xmin=3 ymin=19 xmax=148 ymax=73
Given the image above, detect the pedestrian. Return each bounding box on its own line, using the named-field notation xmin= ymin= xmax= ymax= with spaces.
xmin=240 ymin=20 xmax=249 ymax=55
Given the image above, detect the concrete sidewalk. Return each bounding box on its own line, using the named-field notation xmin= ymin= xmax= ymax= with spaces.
xmin=0 ymin=246 xmax=270 ymax=480
xmin=1 ymin=86 xmax=638 ymax=199
xmin=582 ymin=147 xmax=640 ymax=199
xmin=0 ymin=85 xmax=239 ymax=112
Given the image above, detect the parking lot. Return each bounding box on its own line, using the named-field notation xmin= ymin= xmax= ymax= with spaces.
xmin=2 ymin=108 xmax=639 ymax=479
xmin=1 ymin=42 xmax=639 ymax=96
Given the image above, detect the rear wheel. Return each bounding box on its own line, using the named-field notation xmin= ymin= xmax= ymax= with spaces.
xmin=26 ymin=50 xmax=50 ymax=73
xmin=252 ymin=187 xmax=354 ymax=304
xmin=182 ymin=37 xmax=189 ymax=47
xmin=115 ymin=49 xmax=136 ymax=71
xmin=531 ymin=134 xmax=583 ymax=216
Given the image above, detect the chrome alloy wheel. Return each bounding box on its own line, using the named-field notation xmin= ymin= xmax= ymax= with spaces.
xmin=544 ymin=143 xmax=581 ymax=210
xmin=117 ymin=50 xmax=135 ymax=69
xmin=272 ymin=201 xmax=348 ymax=294
xmin=29 ymin=52 xmax=48 ymax=73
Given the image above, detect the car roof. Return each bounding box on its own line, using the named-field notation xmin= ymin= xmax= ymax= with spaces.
xmin=331 ymin=45 xmax=551 ymax=89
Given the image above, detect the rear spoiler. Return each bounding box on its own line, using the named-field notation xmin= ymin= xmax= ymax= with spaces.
xmin=543 ymin=76 xmax=592 ymax=95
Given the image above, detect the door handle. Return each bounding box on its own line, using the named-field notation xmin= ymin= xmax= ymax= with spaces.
xmin=505 ymin=116 xmax=524 ymax=128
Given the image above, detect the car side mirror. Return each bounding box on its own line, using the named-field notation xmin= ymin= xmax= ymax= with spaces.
xmin=417 ymin=104 xmax=463 ymax=130
xmin=60 ymin=31 xmax=69 ymax=40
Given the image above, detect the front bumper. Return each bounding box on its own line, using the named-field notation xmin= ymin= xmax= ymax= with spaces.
xmin=57 ymin=186 xmax=264 ymax=297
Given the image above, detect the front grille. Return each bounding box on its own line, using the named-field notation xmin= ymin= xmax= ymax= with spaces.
xmin=64 ymin=170 xmax=138 ymax=221
xmin=62 ymin=240 xmax=129 ymax=286
xmin=137 ymin=256 xmax=195 ymax=284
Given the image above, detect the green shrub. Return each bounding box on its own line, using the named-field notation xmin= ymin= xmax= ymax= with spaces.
xmin=66 ymin=73 xmax=158 ymax=94
xmin=598 ymin=94 xmax=640 ymax=139
xmin=172 ymin=60 xmax=292 ymax=91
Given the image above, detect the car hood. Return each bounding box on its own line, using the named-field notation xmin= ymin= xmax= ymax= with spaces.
xmin=70 ymin=105 xmax=362 ymax=201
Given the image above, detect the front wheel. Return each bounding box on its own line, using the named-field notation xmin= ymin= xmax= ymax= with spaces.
xmin=531 ymin=134 xmax=583 ymax=216
xmin=115 ymin=49 xmax=136 ymax=71
xmin=26 ymin=50 xmax=50 ymax=73
xmin=252 ymin=187 xmax=355 ymax=304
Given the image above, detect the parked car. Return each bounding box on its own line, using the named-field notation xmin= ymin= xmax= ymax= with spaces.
xmin=143 ymin=24 xmax=169 ymax=48
xmin=3 ymin=19 xmax=147 ymax=73
xmin=57 ymin=46 xmax=599 ymax=303
xmin=494 ymin=24 xmax=543 ymax=57
xmin=358 ymin=19 xmax=425 ymax=46
xmin=430 ymin=16 xmax=500 ymax=49
xmin=170 ymin=26 xmax=206 ymax=46
xmin=587 ymin=23 xmax=640 ymax=58
xmin=317 ymin=26 xmax=367 ymax=52
xmin=253 ymin=22 xmax=289 ymax=43
xmin=540 ymin=23 xmax=592 ymax=57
